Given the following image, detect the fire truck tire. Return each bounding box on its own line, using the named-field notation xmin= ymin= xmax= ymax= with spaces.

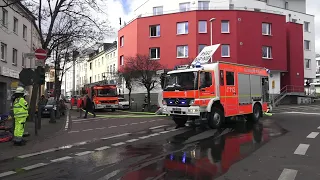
xmin=172 ymin=116 xmax=187 ymax=126
xmin=248 ymin=103 xmax=262 ymax=122
xmin=208 ymin=107 xmax=224 ymax=129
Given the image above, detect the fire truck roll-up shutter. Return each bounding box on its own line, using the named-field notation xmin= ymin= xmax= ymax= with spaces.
xmin=238 ymin=73 xmax=262 ymax=105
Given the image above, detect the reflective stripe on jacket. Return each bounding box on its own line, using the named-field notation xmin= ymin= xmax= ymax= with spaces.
xmin=13 ymin=97 xmax=29 ymax=118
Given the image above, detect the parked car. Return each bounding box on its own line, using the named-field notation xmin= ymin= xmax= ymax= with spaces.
xmin=38 ymin=97 xmax=66 ymax=117
xmin=118 ymin=97 xmax=130 ymax=110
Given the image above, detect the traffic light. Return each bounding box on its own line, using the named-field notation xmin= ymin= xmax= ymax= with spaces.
xmin=34 ymin=66 xmax=45 ymax=85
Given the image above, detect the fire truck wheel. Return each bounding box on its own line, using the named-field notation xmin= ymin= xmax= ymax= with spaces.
xmin=208 ymin=107 xmax=224 ymax=129
xmin=172 ymin=116 xmax=187 ymax=126
xmin=248 ymin=103 xmax=262 ymax=122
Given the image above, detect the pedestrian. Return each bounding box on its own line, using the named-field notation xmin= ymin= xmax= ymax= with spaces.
xmin=12 ymin=86 xmax=29 ymax=146
xmin=70 ymin=96 xmax=75 ymax=110
xmin=83 ymin=94 xmax=96 ymax=118
xmin=78 ymin=95 xmax=84 ymax=118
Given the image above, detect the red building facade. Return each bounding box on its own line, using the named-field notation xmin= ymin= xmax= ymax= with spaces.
xmin=118 ymin=10 xmax=304 ymax=88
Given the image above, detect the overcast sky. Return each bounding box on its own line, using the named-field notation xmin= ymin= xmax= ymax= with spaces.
xmin=106 ymin=0 xmax=320 ymax=53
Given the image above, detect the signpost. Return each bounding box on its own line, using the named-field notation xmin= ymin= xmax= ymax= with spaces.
xmin=34 ymin=49 xmax=47 ymax=67
xmin=191 ymin=44 xmax=221 ymax=65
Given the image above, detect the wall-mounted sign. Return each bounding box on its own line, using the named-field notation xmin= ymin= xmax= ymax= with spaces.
xmin=0 ymin=67 xmax=19 ymax=79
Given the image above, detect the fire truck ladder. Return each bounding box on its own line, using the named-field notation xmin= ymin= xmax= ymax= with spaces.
xmin=271 ymin=85 xmax=305 ymax=107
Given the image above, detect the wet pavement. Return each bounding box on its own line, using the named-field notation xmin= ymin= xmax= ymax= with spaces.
xmin=2 ymin=118 xmax=287 ymax=180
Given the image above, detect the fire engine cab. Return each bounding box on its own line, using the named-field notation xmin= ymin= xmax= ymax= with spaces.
xmin=162 ymin=44 xmax=270 ymax=128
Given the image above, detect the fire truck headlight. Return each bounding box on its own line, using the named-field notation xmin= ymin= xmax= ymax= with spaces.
xmin=189 ymin=100 xmax=195 ymax=105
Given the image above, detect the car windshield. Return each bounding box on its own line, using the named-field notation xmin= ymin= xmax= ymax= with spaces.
xmin=164 ymin=71 xmax=199 ymax=91
xmin=96 ymin=88 xmax=117 ymax=97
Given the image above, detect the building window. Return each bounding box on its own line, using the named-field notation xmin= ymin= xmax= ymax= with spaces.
xmin=12 ymin=48 xmax=17 ymax=65
xmin=198 ymin=44 xmax=206 ymax=53
xmin=89 ymin=62 xmax=92 ymax=69
xmin=318 ymin=61 xmax=320 ymax=66
xmin=177 ymin=45 xmax=188 ymax=58
xmin=2 ymin=8 xmax=8 ymax=27
xmin=179 ymin=2 xmax=190 ymax=12
xmin=262 ymin=23 xmax=272 ymax=35
xmin=221 ymin=45 xmax=230 ymax=57
xmin=13 ymin=17 xmax=18 ymax=34
xmin=304 ymin=22 xmax=310 ymax=32
xmin=198 ymin=21 xmax=207 ymax=33
xmin=23 ymin=25 xmax=27 ymax=40
xmin=177 ymin=22 xmax=188 ymax=35
xmin=284 ymin=1 xmax=288 ymax=9
xmin=226 ymin=71 xmax=235 ymax=85
xmin=262 ymin=46 xmax=272 ymax=58
xmin=102 ymin=57 xmax=104 ymax=64
xmin=89 ymin=77 xmax=92 ymax=83
xmin=221 ymin=20 xmax=229 ymax=33
xmin=0 ymin=42 xmax=7 ymax=61
xmin=198 ymin=1 xmax=209 ymax=10
xmin=150 ymin=47 xmax=160 ymax=59
xmin=305 ymin=59 xmax=311 ymax=69
xmin=304 ymin=40 xmax=310 ymax=50
xmin=113 ymin=64 xmax=115 ymax=74
xmin=120 ymin=55 xmax=124 ymax=65
xmin=292 ymin=19 xmax=297 ymax=23
xmin=120 ymin=36 xmax=124 ymax=47
xmin=150 ymin=25 xmax=160 ymax=37
xmin=22 ymin=52 xmax=25 ymax=67
xmin=153 ymin=6 xmax=163 ymax=15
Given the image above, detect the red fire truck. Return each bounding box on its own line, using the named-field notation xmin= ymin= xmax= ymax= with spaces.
xmin=162 ymin=44 xmax=270 ymax=128
xmin=83 ymin=83 xmax=119 ymax=111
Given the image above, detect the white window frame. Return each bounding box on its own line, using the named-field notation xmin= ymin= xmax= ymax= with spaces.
xmin=177 ymin=45 xmax=188 ymax=58
xmin=305 ymin=59 xmax=311 ymax=69
xmin=150 ymin=47 xmax=160 ymax=59
xmin=120 ymin=55 xmax=124 ymax=65
xmin=13 ymin=17 xmax=18 ymax=34
xmin=153 ymin=6 xmax=163 ymax=15
xmin=150 ymin=25 xmax=160 ymax=37
xmin=262 ymin=23 xmax=272 ymax=35
xmin=198 ymin=21 xmax=207 ymax=33
xmin=198 ymin=1 xmax=209 ymax=10
xmin=304 ymin=21 xmax=310 ymax=32
xmin=221 ymin=20 xmax=230 ymax=33
xmin=304 ymin=40 xmax=310 ymax=50
xmin=284 ymin=1 xmax=288 ymax=9
xmin=177 ymin=22 xmax=189 ymax=35
xmin=221 ymin=44 xmax=230 ymax=57
xmin=120 ymin=36 xmax=124 ymax=47
xmin=179 ymin=2 xmax=190 ymax=12
xmin=12 ymin=48 xmax=17 ymax=65
xmin=0 ymin=42 xmax=7 ymax=62
xmin=2 ymin=8 xmax=8 ymax=27
xmin=262 ymin=46 xmax=272 ymax=59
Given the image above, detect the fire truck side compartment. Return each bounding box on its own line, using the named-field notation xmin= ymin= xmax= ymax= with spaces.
xmin=238 ymin=74 xmax=262 ymax=105
xmin=250 ymin=75 xmax=262 ymax=101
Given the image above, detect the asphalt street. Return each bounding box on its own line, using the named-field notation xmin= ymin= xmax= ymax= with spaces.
xmin=1 ymin=105 xmax=320 ymax=180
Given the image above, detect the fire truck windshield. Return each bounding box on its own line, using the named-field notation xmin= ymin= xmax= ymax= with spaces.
xmin=96 ymin=89 xmax=117 ymax=97
xmin=164 ymin=71 xmax=198 ymax=91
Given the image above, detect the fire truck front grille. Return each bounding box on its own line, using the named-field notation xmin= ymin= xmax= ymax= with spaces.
xmin=100 ymin=100 xmax=116 ymax=104
xmin=164 ymin=98 xmax=193 ymax=107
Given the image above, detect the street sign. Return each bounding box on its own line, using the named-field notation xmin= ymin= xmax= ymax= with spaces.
xmin=191 ymin=44 xmax=220 ymax=65
xmin=23 ymin=53 xmax=35 ymax=58
xmin=19 ymin=68 xmax=35 ymax=86
xmin=35 ymin=49 xmax=47 ymax=60
xmin=156 ymin=69 xmax=164 ymax=75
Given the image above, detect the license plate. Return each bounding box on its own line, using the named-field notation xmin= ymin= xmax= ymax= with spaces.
xmin=173 ymin=108 xmax=181 ymax=111
xmin=43 ymin=111 xmax=49 ymax=114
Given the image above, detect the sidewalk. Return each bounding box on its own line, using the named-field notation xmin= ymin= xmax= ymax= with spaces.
xmin=0 ymin=111 xmax=67 ymax=161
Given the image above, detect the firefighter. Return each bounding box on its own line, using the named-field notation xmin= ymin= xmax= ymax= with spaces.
xmin=12 ymin=86 xmax=29 ymax=146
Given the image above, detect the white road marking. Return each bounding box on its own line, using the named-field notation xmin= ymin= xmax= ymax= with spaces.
xmin=140 ymin=121 xmax=147 ymax=124
xmin=278 ymin=168 xmax=298 ymax=180
xmin=120 ymin=124 xmax=128 ymax=126
xmin=149 ymin=120 xmax=157 ymax=122
xmin=317 ymin=126 xmax=320 ymax=129
xmin=22 ymin=163 xmax=48 ymax=170
xmin=64 ymin=114 xmax=70 ymax=131
xmin=68 ymin=130 xmax=79 ymax=133
xmin=108 ymin=125 xmax=117 ymax=128
xmin=131 ymin=123 xmax=138 ymax=125
xmin=101 ymin=133 xmax=131 ymax=140
xmin=149 ymin=125 xmax=168 ymax=130
xmin=18 ymin=148 xmax=58 ymax=158
xmin=281 ymin=112 xmax=320 ymax=115
xmin=111 ymin=142 xmax=126 ymax=146
xmin=75 ymin=151 xmax=93 ymax=156
xmin=294 ymin=144 xmax=310 ymax=155
xmin=96 ymin=127 xmax=106 ymax=130
xmin=95 ymin=146 xmax=111 ymax=151
xmin=160 ymin=131 xmax=170 ymax=134
xmin=72 ymin=117 xmax=105 ymax=122
xmin=139 ymin=136 xmax=150 ymax=139
xmin=0 ymin=171 xmax=16 ymax=178
xmin=94 ymin=120 xmax=99 ymax=122
xmin=149 ymin=133 xmax=160 ymax=137
xmin=307 ymin=132 xmax=319 ymax=139
xmin=83 ymin=129 xmax=93 ymax=132
xmin=126 ymin=139 xmax=139 ymax=142
xmin=51 ymin=156 xmax=73 ymax=162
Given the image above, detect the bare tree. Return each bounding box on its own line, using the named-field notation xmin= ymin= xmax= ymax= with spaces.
xmin=125 ymin=54 xmax=163 ymax=111
xmin=119 ymin=68 xmax=134 ymax=108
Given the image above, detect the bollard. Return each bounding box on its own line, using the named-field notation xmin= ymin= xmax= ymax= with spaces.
xmin=49 ymin=108 xmax=56 ymax=123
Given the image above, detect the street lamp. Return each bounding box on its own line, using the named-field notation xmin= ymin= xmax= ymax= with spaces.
xmin=210 ymin=18 xmax=216 ymax=63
